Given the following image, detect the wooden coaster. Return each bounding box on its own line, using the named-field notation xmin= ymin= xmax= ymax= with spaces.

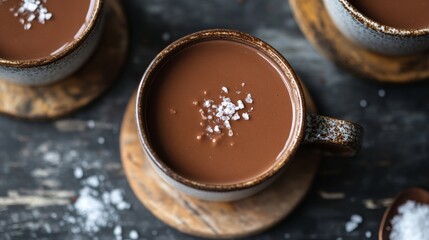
xmin=290 ymin=0 xmax=429 ymax=83
xmin=120 ymin=85 xmax=320 ymax=239
xmin=0 ymin=0 xmax=128 ymax=120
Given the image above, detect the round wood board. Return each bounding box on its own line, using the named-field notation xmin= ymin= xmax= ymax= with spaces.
xmin=120 ymin=85 xmax=320 ymax=239
xmin=0 ymin=0 xmax=128 ymax=120
xmin=289 ymin=0 xmax=429 ymax=83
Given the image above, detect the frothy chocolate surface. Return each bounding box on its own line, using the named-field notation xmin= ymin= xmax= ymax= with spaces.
xmin=145 ymin=40 xmax=294 ymax=185
xmin=0 ymin=0 xmax=95 ymax=60
xmin=349 ymin=0 xmax=429 ymax=29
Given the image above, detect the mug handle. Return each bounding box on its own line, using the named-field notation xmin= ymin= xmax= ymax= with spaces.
xmin=303 ymin=113 xmax=363 ymax=157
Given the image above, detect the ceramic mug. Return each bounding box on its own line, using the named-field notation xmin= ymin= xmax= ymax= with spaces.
xmin=136 ymin=29 xmax=363 ymax=202
xmin=0 ymin=0 xmax=106 ymax=85
xmin=324 ymin=0 xmax=429 ymax=56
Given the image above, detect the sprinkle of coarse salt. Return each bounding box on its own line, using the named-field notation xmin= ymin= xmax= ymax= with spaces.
xmin=11 ymin=0 xmax=53 ymax=30
xmin=241 ymin=82 xmax=245 ymax=87
xmin=345 ymin=214 xmax=363 ymax=232
xmin=245 ymin=93 xmax=253 ymax=103
xmin=360 ymin=99 xmax=368 ymax=108
xmin=198 ymin=85 xmax=254 ymax=138
xmin=129 ymin=230 xmax=139 ymax=239
xmin=242 ymin=113 xmax=249 ymax=120
xmin=390 ymin=200 xmax=429 ymax=240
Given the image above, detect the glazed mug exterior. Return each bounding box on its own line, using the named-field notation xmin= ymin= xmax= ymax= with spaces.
xmin=136 ymin=29 xmax=363 ymax=202
xmin=0 ymin=0 xmax=106 ymax=86
xmin=324 ymin=0 xmax=429 ymax=56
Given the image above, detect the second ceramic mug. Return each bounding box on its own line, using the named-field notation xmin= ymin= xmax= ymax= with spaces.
xmin=136 ymin=29 xmax=363 ymax=202
xmin=0 ymin=0 xmax=106 ymax=85
xmin=324 ymin=0 xmax=429 ymax=55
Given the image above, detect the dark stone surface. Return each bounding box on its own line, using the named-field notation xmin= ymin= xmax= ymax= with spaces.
xmin=1 ymin=0 xmax=428 ymax=239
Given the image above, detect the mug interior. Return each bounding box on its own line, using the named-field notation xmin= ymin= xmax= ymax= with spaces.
xmin=0 ymin=0 xmax=104 ymax=67
xmin=339 ymin=0 xmax=429 ymax=36
xmin=136 ymin=29 xmax=306 ymax=192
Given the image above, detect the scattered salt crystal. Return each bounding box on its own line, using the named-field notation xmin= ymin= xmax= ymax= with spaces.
xmin=74 ymin=187 xmax=107 ymax=232
xmin=43 ymin=152 xmax=61 ymax=164
xmin=236 ymin=100 xmax=244 ymax=110
xmin=97 ymin=137 xmax=105 ymax=145
xmin=222 ymin=87 xmax=228 ymax=93
xmin=390 ymin=200 xmax=429 ymax=240
xmin=152 ymin=230 xmax=158 ymax=235
xmin=241 ymin=82 xmax=245 ymax=87
xmin=206 ymin=126 xmax=213 ymax=133
xmin=365 ymin=231 xmax=372 ymax=238
xmin=360 ymin=99 xmax=368 ymax=108
xmin=24 ymin=22 xmax=31 ymax=30
xmin=232 ymin=113 xmax=240 ymax=120
xmin=87 ymin=120 xmax=95 ymax=129
xmin=242 ymin=113 xmax=249 ymax=120
xmin=110 ymin=189 xmax=131 ymax=210
xmin=224 ymin=120 xmax=231 ymax=129
xmin=245 ymin=93 xmax=253 ymax=103
xmin=345 ymin=214 xmax=363 ymax=232
xmin=86 ymin=176 xmax=100 ymax=188
xmin=74 ymin=167 xmax=83 ymax=179
xmin=214 ymin=125 xmax=220 ymax=133
xmin=129 ymin=230 xmax=139 ymax=239
xmin=228 ymin=130 xmax=233 ymax=137
xmin=378 ymin=89 xmax=386 ymax=98
xmin=113 ymin=225 xmax=122 ymax=236
xmin=162 ymin=32 xmax=171 ymax=41
xmin=203 ymin=100 xmax=212 ymax=108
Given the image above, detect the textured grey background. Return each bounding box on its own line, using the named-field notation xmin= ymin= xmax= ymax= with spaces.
xmin=1 ymin=0 xmax=429 ymax=239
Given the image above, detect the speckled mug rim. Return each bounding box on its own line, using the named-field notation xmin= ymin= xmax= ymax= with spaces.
xmin=136 ymin=29 xmax=307 ymax=192
xmin=339 ymin=0 xmax=429 ymax=37
xmin=0 ymin=0 xmax=104 ymax=68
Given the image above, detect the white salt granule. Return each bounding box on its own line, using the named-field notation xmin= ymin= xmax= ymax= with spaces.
xmin=360 ymin=99 xmax=368 ymax=108
xmin=242 ymin=113 xmax=249 ymax=120
xmin=87 ymin=120 xmax=95 ymax=129
xmin=222 ymin=86 xmax=228 ymax=93
xmin=378 ymin=89 xmax=386 ymax=98
xmin=74 ymin=167 xmax=83 ymax=179
xmin=390 ymin=200 xmax=429 ymax=240
xmin=365 ymin=231 xmax=372 ymax=238
xmin=245 ymin=93 xmax=253 ymax=103
xmin=97 ymin=137 xmax=105 ymax=145
xmin=110 ymin=189 xmax=131 ymax=210
xmin=129 ymin=230 xmax=139 ymax=239
xmin=113 ymin=225 xmax=122 ymax=236
xmin=85 ymin=176 xmax=100 ymax=188
xmin=345 ymin=214 xmax=363 ymax=232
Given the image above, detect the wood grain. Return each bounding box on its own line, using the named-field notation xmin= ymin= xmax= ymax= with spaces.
xmin=289 ymin=0 xmax=429 ymax=83
xmin=120 ymin=85 xmax=320 ymax=239
xmin=0 ymin=0 xmax=128 ymax=120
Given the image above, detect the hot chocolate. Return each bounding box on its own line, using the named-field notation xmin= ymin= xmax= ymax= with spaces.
xmin=349 ymin=0 xmax=429 ymax=29
xmin=145 ymin=40 xmax=295 ymax=185
xmin=0 ymin=0 xmax=96 ymax=60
